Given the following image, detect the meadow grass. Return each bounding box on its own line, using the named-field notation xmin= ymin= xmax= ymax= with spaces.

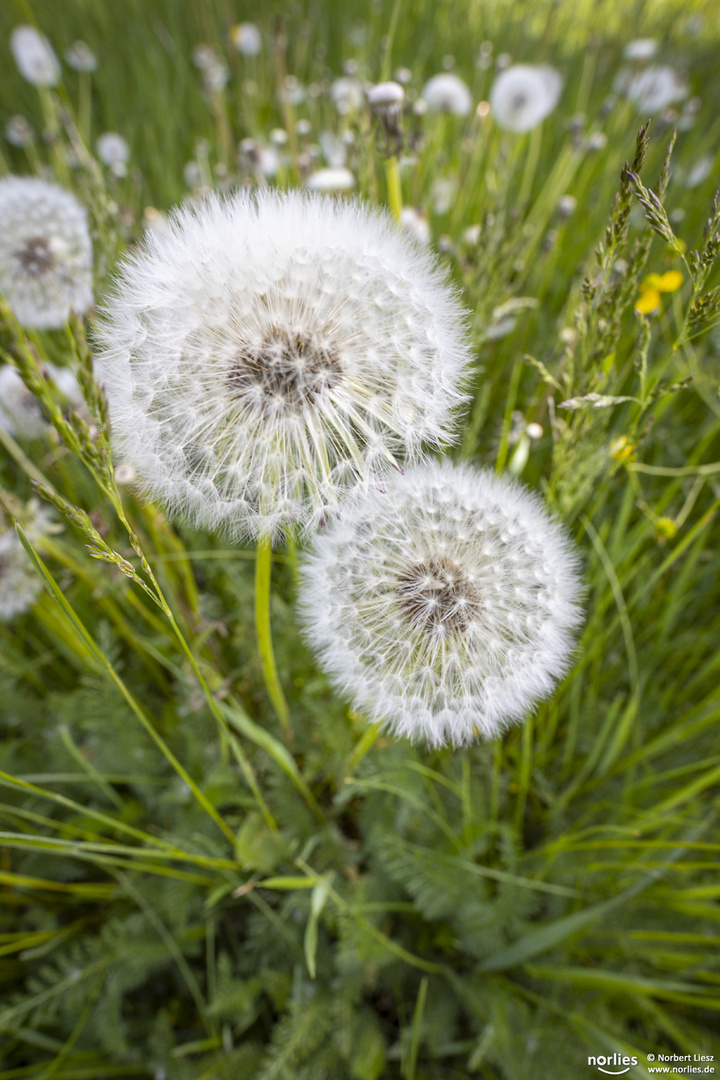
xmin=1 ymin=0 xmax=720 ymax=1077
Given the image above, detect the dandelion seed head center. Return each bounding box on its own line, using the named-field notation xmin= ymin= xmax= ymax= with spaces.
xmin=226 ymin=324 xmax=342 ymax=410
xmin=14 ymin=235 xmax=55 ymax=278
xmin=396 ymin=555 xmax=481 ymax=635
xmin=511 ymin=91 xmax=528 ymax=111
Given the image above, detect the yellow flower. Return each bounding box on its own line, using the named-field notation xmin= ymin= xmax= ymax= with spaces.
xmin=635 ymin=287 xmax=661 ymax=314
xmin=654 ymin=517 xmax=677 ymax=543
xmin=610 ymin=435 xmax=636 ymax=463
xmin=635 ymin=269 xmax=683 ymax=314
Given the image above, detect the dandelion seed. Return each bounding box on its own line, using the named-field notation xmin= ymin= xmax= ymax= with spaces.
xmin=230 ymin=22 xmax=262 ymax=57
xmin=299 ymin=461 xmax=583 ymax=748
xmin=65 ymin=40 xmax=97 ymax=72
xmin=0 ymin=177 xmax=93 ymax=330
xmin=10 ymin=25 xmax=60 ymax=86
xmin=618 ymin=65 xmax=687 ymax=113
xmin=331 ymin=76 xmax=364 ymax=115
xmin=489 ymin=64 xmax=562 ymax=133
xmin=400 ymin=207 xmax=431 ymax=246
xmin=685 ymin=156 xmax=713 ymax=189
xmin=0 ymin=522 xmax=44 ymax=620
xmin=557 ymin=194 xmax=577 ymax=219
xmin=95 ymin=190 xmax=471 ymax=544
xmin=96 ymin=132 xmax=130 ymax=167
xmin=305 ymin=167 xmax=355 ymax=192
xmin=585 ymin=131 xmax=608 ymax=153
xmin=4 ymin=115 xmax=34 ymax=148
xmin=421 ymin=73 xmax=473 ymax=116
xmin=0 ymin=363 xmax=82 ymax=439
xmin=623 ymin=38 xmax=658 ymax=61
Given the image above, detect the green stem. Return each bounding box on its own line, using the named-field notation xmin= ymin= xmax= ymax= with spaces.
xmin=110 ymin=496 xmax=279 ymax=833
xmin=385 ymin=154 xmax=403 ymax=222
xmin=255 ymin=537 xmax=293 ymax=742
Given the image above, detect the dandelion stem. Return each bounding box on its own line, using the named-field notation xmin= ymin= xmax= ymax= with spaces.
xmin=385 ymin=154 xmax=403 ymax=222
xmin=255 ymin=536 xmax=293 ymax=743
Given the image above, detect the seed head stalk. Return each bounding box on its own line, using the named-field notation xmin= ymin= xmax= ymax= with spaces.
xmin=385 ymin=153 xmax=403 ymax=222
xmin=255 ymin=535 xmax=293 ymax=743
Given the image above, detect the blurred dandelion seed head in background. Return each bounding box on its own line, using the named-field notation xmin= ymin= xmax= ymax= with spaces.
xmin=0 ymin=177 xmax=94 ymax=330
xmin=489 ymin=64 xmax=563 ymax=132
xmin=230 ymin=22 xmax=262 ymax=56
xmin=0 ymin=364 xmax=82 ymax=440
xmin=0 ymin=506 xmax=56 ymax=621
xmin=618 ymin=64 xmax=688 ymax=113
xmin=421 ymin=73 xmax=473 ymax=116
xmin=10 ymin=24 xmax=60 ymax=86
xmin=299 ymin=461 xmax=583 ymax=748
xmin=95 ymin=189 xmax=472 ymax=544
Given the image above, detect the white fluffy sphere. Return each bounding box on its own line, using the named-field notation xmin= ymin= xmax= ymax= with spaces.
xmin=299 ymin=461 xmax=583 ymax=748
xmin=489 ymin=64 xmax=562 ymax=133
xmin=620 ymin=65 xmax=687 ymax=113
xmin=95 ymin=189 xmax=471 ymax=543
xmin=10 ymin=25 xmax=60 ymax=86
xmin=421 ymin=73 xmax=473 ymax=116
xmin=0 ymin=177 xmax=94 ymax=330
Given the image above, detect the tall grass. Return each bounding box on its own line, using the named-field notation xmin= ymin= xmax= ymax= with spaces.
xmin=0 ymin=0 xmax=719 ymax=1077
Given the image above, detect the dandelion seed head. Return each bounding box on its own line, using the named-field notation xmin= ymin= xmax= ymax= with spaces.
xmin=305 ymin=167 xmax=355 ymax=192
xmin=95 ymin=189 xmax=471 ymax=543
xmin=421 ymin=73 xmax=473 ymax=116
xmin=0 ymin=363 xmax=82 ymax=439
xmin=400 ymin=207 xmax=431 ymax=246
xmin=5 ymin=115 xmax=34 ymax=148
xmin=299 ymin=460 xmax=583 ymax=748
xmin=96 ymin=132 xmax=130 ymax=168
xmin=65 ymin=40 xmax=97 ymax=72
xmin=0 ymin=506 xmax=55 ymax=621
xmin=10 ymin=25 xmax=60 ymax=86
xmin=623 ymin=38 xmax=658 ymax=61
xmin=0 ymin=177 xmax=93 ymax=330
xmin=489 ymin=64 xmax=562 ymax=133
xmin=230 ymin=22 xmax=262 ymax=57
xmin=331 ymin=76 xmax=364 ymax=114
xmin=618 ymin=64 xmax=687 ymax=113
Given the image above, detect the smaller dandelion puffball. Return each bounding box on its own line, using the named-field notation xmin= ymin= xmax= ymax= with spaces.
xmin=619 ymin=65 xmax=688 ymax=114
xmin=490 ymin=64 xmax=562 ymax=133
xmin=421 ymin=74 xmax=473 ymax=116
xmin=0 ymin=363 xmax=82 ymax=439
xmin=299 ymin=461 xmax=583 ymax=748
xmin=95 ymin=190 xmax=471 ymax=544
xmin=0 ymin=177 xmax=93 ymax=330
xmin=10 ymin=25 xmax=60 ymax=86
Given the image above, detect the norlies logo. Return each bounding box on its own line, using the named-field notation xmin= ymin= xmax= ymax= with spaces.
xmin=588 ymin=1054 xmax=639 ymax=1075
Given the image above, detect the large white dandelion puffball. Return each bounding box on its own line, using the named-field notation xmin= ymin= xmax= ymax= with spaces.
xmin=489 ymin=64 xmax=562 ymax=133
xmin=95 ymin=189 xmax=471 ymax=544
xmin=299 ymin=461 xmax=583 ymax=748
xmin=0 ymin=177 xmax=94 ymax=330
